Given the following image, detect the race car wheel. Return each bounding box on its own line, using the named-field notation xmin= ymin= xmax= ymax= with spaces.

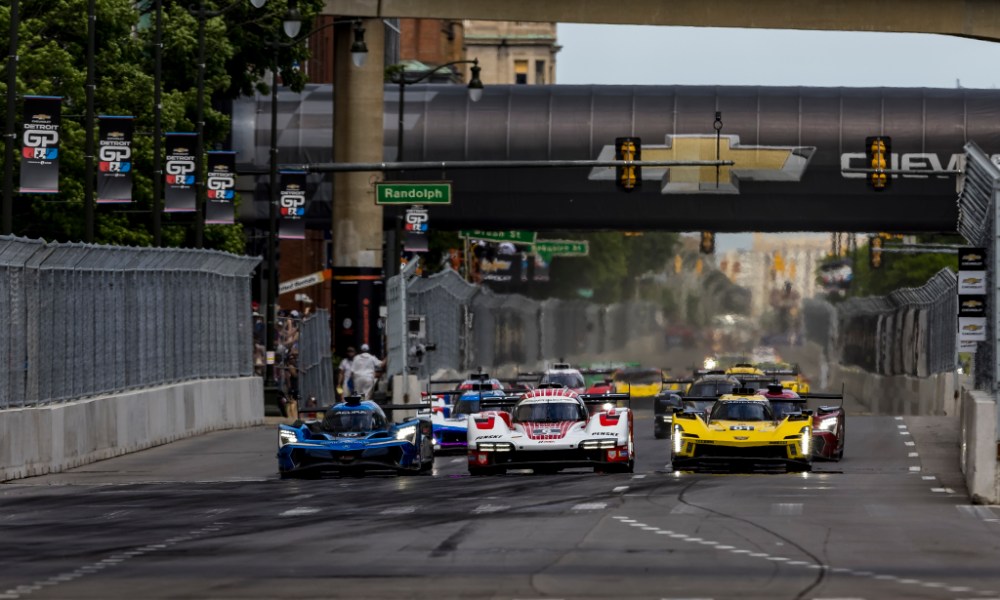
xmin=787 ymin=462 xmax=812 ymax=473
xmin=420 ymin=438 xmax=435 ymax=472
xmin=654 ymin=427 xmax=668 ymax=440
xmin=835 ymin=422 xmax=845 ymax=461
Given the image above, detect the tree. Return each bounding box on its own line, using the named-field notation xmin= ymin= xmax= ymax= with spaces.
xmin=826 ymin=234 xmax=959 ymax=299
xmin=0 ymin=0 xmax=323 ymax=250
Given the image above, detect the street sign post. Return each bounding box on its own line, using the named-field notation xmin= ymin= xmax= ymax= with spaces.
xmin=459 ymin=230 xmax=537 ymax=244
xmin=535 ymin=239 xmax=589 ymax=262
xmin=375 ymin=182 xmax=451 ymax=205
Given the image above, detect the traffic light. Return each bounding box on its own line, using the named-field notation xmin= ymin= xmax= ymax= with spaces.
xmin=865 ymin=136 xmax=891 ymax=191
xmin=615 ymin=137 xmax=641 ymax=192
xmin=699 ymin=231 xmax=715 ymax=254
xmin=869 ymin=235 xmax=883 ymax=269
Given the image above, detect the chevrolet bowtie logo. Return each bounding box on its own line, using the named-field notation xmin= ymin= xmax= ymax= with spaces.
xmin=590 ymin=134 xmax=815 ymax=194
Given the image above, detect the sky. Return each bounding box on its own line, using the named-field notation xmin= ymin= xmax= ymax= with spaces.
xmin=555 ymin=24 xmax=1000 ymax=251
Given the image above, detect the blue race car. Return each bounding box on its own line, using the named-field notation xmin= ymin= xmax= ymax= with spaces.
xmin=426 ymin=387 xmax=510 ymax=453
xmin=277 ymin=397 xmax=434 ymax=477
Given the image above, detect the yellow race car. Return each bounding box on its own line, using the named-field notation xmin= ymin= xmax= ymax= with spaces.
xmin=612 ymin=367 xmax=665 ymax=398
xmin=670 ymin=390 xmax=812 ymax=473
xmin=760 ymin=364 xmax=812 ymax=394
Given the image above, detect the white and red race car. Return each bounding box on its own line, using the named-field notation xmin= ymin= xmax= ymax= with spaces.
xmin=466 ymin=386 xmax=633 ymax=475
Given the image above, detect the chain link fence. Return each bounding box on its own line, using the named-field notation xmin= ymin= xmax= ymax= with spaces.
xmin=398 ymin=269 xmax=661 ymax=377
xmin=296 ymin=309 xmax=334 ymax=405
xmin=802 ymin=269 xmax=957 ymax=377
xmin=0 ymin=236 xmax=259 ymax=409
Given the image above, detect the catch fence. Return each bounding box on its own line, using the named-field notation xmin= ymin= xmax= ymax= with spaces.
xmin=803 ymin=268 xmax=957 ymax=377
xmin=295 ymin=309 xmax=334 ymax=405
xmin=0 ymin=236 xmax=259 ymax=409
xmin=400 ymin=269 xmax=661 ymax=378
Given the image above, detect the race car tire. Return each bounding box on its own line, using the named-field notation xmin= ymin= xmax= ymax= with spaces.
xmin=835 ymin=423 xmax=845 ymax=461
xmin=787 ymin=462 xmax=812 ymax=473
xmin=654 ymin=428 xmax=668 ymax=440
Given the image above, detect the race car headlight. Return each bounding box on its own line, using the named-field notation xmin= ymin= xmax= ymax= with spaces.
xmin=602 ymin=402 xmax=615 ymax=411
xmin=581 ymin=439 xmax=617 ymax=449
xmin=817 ymin=417 xmax=838 ymax=432
xmin=396 ymin=425 xmax=417 ymax=441
xmin=703 ymin=357 xmax=717 ymax=370
xmin=476 ymin=442 xmax=513 ymax=452
xmin=660 ymin=414 xmax=673 ymax=422
xmin=278 ymin=429 xmax=298 ymax=448
xmin=673 ymin=426 xmax=684 ymax=453
xmin=800 ymin=428 xmax=811 ymax=455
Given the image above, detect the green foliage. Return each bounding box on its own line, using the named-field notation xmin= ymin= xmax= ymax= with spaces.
xmin=0 ymin=0 xmax=323 ymax=249
xmin=832 ymin=235 xmax=959 ymax=298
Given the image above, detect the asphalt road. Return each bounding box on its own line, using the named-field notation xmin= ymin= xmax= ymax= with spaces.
xmin=1 ymin=407 xmax=996 ymax=600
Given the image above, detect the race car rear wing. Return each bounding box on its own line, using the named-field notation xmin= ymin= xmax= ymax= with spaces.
xmin=478 ymin=396 xmax=526 ymax=411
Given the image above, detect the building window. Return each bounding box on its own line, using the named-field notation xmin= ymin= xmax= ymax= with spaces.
xmin=535 ymin=60 xmax=545 ymax=84
xmin=515 ymin=60 xmax=528 ymax=84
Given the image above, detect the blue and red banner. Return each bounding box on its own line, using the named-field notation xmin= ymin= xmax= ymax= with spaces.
xmin=97 ymin=115 xmax=133 ymax=203
xmin=279 ymin=170 xmax=307 ymax=239
xmin=164 ymin=132 xmax=197 ymax=212
xmin=205 ymin=150 xmax=236 ymax=224
xmin=19 ymin=95 xmax=62 ymax=194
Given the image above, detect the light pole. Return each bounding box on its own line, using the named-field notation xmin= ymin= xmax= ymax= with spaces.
xmin=2 ymin=0 xmax=18 ymax=236
xmin=395 ymin=59 xmax=483 ymax=162
xmin=262 ymin=15 xmax=366 ymax=390
xmin=191 ymin=0 xmax=274 ymax=248
xmin=152 ymin=0 xmax=163 ymax=246
xmin=83 ymin=0 xmax=96 ymax=242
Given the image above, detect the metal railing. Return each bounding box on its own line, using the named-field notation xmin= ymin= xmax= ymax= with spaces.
xmin=0 ymin=236 xmax=259 ymax=408
xmin=803 ymin=269 xmax=957 ymax=377
xmin=296 ymin=309 xmax=334 ymax=405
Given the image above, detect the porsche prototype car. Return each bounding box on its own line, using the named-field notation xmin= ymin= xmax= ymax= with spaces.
xmin=671 ymin=390 xmax=812 ymax=472
xmin=761 ymin=384 xmax=844 ymax=461
xmin=467 ymin=388 xmax=633 ymax=475
xmin=277 ymin=397 xmax=434 ymax=477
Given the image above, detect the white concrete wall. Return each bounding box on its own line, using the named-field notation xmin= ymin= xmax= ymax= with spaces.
xmin=0 ymin=377 xmax=263 ymax=482
xmin=960 ymin=389 xmax=999 ymax=504
xmin=828 ymin=364 xmax=958 ymax=416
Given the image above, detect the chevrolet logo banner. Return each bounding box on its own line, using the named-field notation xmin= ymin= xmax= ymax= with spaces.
xmin=589 ymin=134 xmax=815 ymax=194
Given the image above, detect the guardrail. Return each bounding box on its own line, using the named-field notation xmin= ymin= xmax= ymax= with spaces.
xmin=0 ymin=236 xmax=259 ymax=408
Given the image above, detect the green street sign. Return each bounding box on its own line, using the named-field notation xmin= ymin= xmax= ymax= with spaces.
xmin=459 ymin=230 xmax=537 ymax=244
xmin=375 ymin=182 xmax=451 ymax=205
xmin=535 ymin=239 xmax=589 ymax=261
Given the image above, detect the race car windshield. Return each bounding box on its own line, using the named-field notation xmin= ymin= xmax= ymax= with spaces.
xmin=770 ymin=401 xmax=804 ymax=419
xmin=688 ymin=382 xmax=734 ymax=397
xmin=451 ymin=399 xmax=481 ymax=418
xmin=684 ymin=400 xmax=715 ymax=414
xmin=541 ymin=372 xmax=585 ymax=388
xmin=710 ymin=402 xmax=773 ymax=422
xmin=514 ymin=402 xmax=585 ymax=423
xmin=322 ymin=410 xmax=379 ymax=433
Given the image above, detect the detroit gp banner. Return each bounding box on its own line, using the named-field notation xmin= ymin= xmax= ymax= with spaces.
xmin=279 ymin=171 xmax=307 ymax=239
xmin=97 ymin=116 xmax=133 ymax=203
xmin=19 ymin=96 xmax=62 ymax=194
xmin=205 ymin=151 xmax=236 ymax=224
xmin=164 ymin=132 xmax=197 ymax=212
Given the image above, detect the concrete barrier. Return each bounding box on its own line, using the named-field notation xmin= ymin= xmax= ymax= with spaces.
xmin=828 ymin=363 xmax=957 ymax=416
xmin=0 ymin=377 xmax=263 ymax=482
xmin=960 ymin=388 xmax=999 ymax=504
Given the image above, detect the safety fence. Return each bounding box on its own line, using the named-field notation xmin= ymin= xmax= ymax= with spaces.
xmin=295 ymin=309 xmax=334 ymax=404
xmin=0 ymin=236 xmax=259 ymax=409
xmin=803 ymin=268 xmax=957 ymax=377
xmin=400 ymin=269 xmax=661 ymax=378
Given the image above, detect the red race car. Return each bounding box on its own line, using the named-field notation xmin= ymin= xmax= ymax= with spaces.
xmin=761 ymin=384 xmax=845 ymax=461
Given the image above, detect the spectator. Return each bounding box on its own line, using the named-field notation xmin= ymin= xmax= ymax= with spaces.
xmin=350 ymin=344 xmax=383 ymax=399
xmin=338 ymin=346 xmax=356 ymax=400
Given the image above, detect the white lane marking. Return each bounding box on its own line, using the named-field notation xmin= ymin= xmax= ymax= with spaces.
xmin=472 ymin=504 xmax=509 ymax=514
xmin=786 ymin=560 xmax=808 ymax=566
xmin=655 ymin=531 xmax=673 ymax=535
xmin=908 ymin=466 xmax=921 ymax=472
xmin=904 ymin=441 xmax=916 ymax=447
xmin=716 ymin=545 xmax=735 ymax=550
xmin=931 ymin=488 xmax=955 ymax=493
xmin=572 ymin=502 xmax=607 ymax=511
xmin=771 ymin=503 xmax=803 ymax=516
xmin=629 ymin=522 xmax=648 ymax=527
xmin=379 ymin=506 xmax=416 ymax=515
xmin=612 ymin=515 xmax=628 ymax=519
xmin=280 ymin=507 xmax=320 ymax=517
xmin=748 ymin=552 xmax=769 ymax=558
xmin=450 ymin=458 xmax=464 ymax=463
xmin=899 ymin=431 xmax=911 ymax=436
xmin=895 ymin=416 xmax=905 ymax=420
xmin=908 ymin=452 xmax=919 ymax=458
xmin=897 ymin=424 xmax=907 ymax=429
xmin=950 ymin=587 xmax=974 ymax=593
xmin=612 ymin=486 xmax=629 ymax=493
xmin=632 ymin=474 xmax=647 ymax=479
xmin=619 ymin=519 xmax=636 ymax=523
xmin=922 ymin=475 xmax=937 ymax=480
